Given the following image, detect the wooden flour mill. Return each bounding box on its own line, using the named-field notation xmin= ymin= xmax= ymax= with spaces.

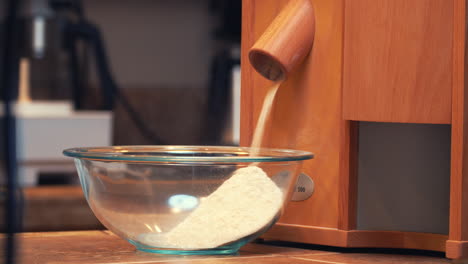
xmin=241 ymin=0 xmax=468 ymax=260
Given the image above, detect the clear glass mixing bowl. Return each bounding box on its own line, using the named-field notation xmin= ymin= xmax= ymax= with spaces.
xmin=63 ymin=146 xmax=313 ymax=255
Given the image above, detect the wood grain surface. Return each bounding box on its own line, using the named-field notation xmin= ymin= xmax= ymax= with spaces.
xmin=338 ymin=121 xmax=358 ymax=230
xmin=241 ymin=0 xmax=461 ymax=258
xmin=447 ymin=240 xmax=468 ymax=260
xmin=345 ymin=230 xmax=447 ymax=252
xmin=0 ymin=186 xmax=102 ymax=232
xmin=343 ymin=0 xmax=453 ymax=124
xmin=249 ymin=0 xmax=315 ymax=81
xmin=0 ymin=231 xmax=450 ymax=264
xmin=263 ymin=223 xmax=447 ymax=252
xmin=241 ymin=0 xmax=344 ymax=230
xmin=0 ymin=231 xmax=326 ymax=264
xmin=294 ymin=252 xmax=450 ymax=264
xmin=448 ymin=0 xmax=468 ymax=260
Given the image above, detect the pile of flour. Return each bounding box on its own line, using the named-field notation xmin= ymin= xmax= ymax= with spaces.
xmin=139 ymin=166 xmax=283 ymax=249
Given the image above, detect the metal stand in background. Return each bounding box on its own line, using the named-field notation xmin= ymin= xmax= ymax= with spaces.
xmin=2 ymin=0 xmax=21 ymax=263
xmin=50 ymin=0 xmax=165 ymax=145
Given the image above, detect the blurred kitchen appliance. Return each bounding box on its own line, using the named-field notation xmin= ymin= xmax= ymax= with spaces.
xmin=241 ymin=0 xmax=467 ymax=260
xmin=0 ymin=0 xmax=114 ymax=186
xmin=0 ymin=106 xmax=112 ymax=186
xmin=206 ymin=47 xmax=240 ymax=145
xmin=206 ymin=0 xmax=241 ymax=146
xmin=0 ymin=58 xmax=112 ymax=186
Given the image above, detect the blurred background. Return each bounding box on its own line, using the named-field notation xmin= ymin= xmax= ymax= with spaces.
xmin=0 ymin=0 xmax=241 ymax=232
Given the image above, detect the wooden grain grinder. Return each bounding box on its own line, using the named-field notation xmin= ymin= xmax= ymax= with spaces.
xmin=241 ymin=0 xmax=468 ymax=260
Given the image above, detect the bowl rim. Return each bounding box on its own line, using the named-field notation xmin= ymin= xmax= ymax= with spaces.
xmin=63 ymin=145 xmax=314 ymax=163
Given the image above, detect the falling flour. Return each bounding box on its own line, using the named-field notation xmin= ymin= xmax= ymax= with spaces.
xmin=250 ymin=82 xmax=280 ymax=156
xmin=139 ymin=166 xmax=283 ymax=249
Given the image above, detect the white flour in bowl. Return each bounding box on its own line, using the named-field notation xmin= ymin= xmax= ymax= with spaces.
xmin=139 ymin=166 xmax=283 ymax=249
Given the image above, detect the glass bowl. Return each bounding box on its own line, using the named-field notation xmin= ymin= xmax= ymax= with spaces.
xmin=63 ymin=145 xmax=313 ymax=255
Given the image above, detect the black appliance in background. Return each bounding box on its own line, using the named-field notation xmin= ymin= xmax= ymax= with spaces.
xmin=2 ymin=1 xmax=22 ymax=263
xmin=1 ymin=0 xmax=241 ymax=261
xmin=1 ymin=0 xmax=167 ymax=262
xmin=205 ymin=0 xmax=241 ymax=145
xmin=13 ymin=0 xmax=166 ymax=142
xmin=14 ymin=0 xmax=117 ymax=110
xmin=50 ymin=0 xmax=165 ymax=144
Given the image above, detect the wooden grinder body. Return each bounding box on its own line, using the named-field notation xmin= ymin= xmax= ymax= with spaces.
xmin=240 ymin=0 xmax=468 ymax=260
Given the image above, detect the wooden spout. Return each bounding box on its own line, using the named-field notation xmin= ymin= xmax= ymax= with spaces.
xmin=249 ymin=0 xmax=315 ymax=82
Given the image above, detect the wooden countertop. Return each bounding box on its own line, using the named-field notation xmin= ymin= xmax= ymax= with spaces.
xmin=0 ymin=230 xmax=451 ymax=264
xmin=0 ymin=186 xmax=102 ymax=232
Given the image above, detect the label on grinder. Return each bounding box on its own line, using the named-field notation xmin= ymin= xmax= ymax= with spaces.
xmin=291 ymin=173 xmax=314 ymax=201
